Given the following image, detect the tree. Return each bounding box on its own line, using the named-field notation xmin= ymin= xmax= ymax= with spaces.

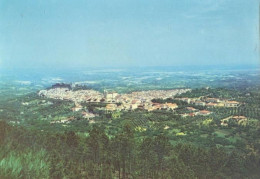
xmin=65 ymin=131 xmax=79 ymax=148
xmin=152 ymin=134 xmax=171 ymax=177
xmin=166 ymin=153 xmax=196 ymax=179
xmin=0 ymin=120 xmax=8 ymax=145
xmin=139 ymin=137 xmax=156 ymax=178
xmin=86 ymin=125 xmax=109 ymax=165
xmin=111 ymin=123 xmax=135 ymax=179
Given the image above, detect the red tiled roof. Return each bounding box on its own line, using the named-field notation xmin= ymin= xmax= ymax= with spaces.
xmin=200 ymin=110 xmax=211 ymax=114
xmin=227 ymin=101 xmax=239 ymax=104
xmin=187 ymin=107 xmax=196 ymax=111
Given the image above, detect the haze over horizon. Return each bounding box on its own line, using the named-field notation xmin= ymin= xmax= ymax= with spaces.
xmin=0 ymin=0 xmax=259 ymax=69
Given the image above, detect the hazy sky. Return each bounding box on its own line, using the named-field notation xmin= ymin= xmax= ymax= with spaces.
xmin=0 ymin=0 xmax=259 ymax=69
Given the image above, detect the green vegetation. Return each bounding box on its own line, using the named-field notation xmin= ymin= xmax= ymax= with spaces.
xmin=0 ymin=149 xmax=50 ymax=179
xmin=0 ymin=83 xmax=260 ymax=178
xmin=1 ymin=120 xmax=260 ymax=178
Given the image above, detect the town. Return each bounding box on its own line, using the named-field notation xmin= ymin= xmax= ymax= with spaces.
xmin=38 ymin=87 xmax=190 ymax=113
xmin=38 ymin=85 xmax=244 ymax=124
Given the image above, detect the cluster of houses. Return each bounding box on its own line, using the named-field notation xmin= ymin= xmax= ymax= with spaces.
xmin=180 ymin=107 xmax=212 ymax=117
xmin=104 ymin=89 xmax=190 ymax=102
xmin=39 ymin=88 xmax=104 ymax=103
xmin=104 ymin=89 xmax=189 ymax=111
xmin=39 ymin=87 xmax=190 ymax=113
xmin=175 ymin=97 xmax=240 ymax=108
xmin=221 ymin=116 xmax=247 ymax=126
xmin=37 ymin=86 xmax=251 ymax=126
xmin=105 ymin=102 xmax=178 ymax=112
xmin=71 ymin=103 xmax=97 ymax=118
xmin=50 ymin=111 xmax=97 ymax=124
xmin=49 ymin=102 xmax=97 ymax=124
xmin=50 ymin=116 xmax=75 ymax=124
xmin=39 ymin=88 xmax=190 ymax=105
xmin=40 ymin=87 xmax=244 ymax=121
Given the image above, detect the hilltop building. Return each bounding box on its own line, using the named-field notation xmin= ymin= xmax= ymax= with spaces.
xmin=104 ymin=90 xmax=119 ymax=102
xmin=224 ymin=101 xmax=240 ymax=107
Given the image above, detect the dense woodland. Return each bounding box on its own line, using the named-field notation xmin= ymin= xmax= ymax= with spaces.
xmin=1 ymin=120 xmax=260 ymax=179
xmin=0 ymin=87 xmax=260 ymax=178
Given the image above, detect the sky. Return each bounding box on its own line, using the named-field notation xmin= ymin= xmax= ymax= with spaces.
xmin=0 ymin=0 xmax=259 ymax=69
